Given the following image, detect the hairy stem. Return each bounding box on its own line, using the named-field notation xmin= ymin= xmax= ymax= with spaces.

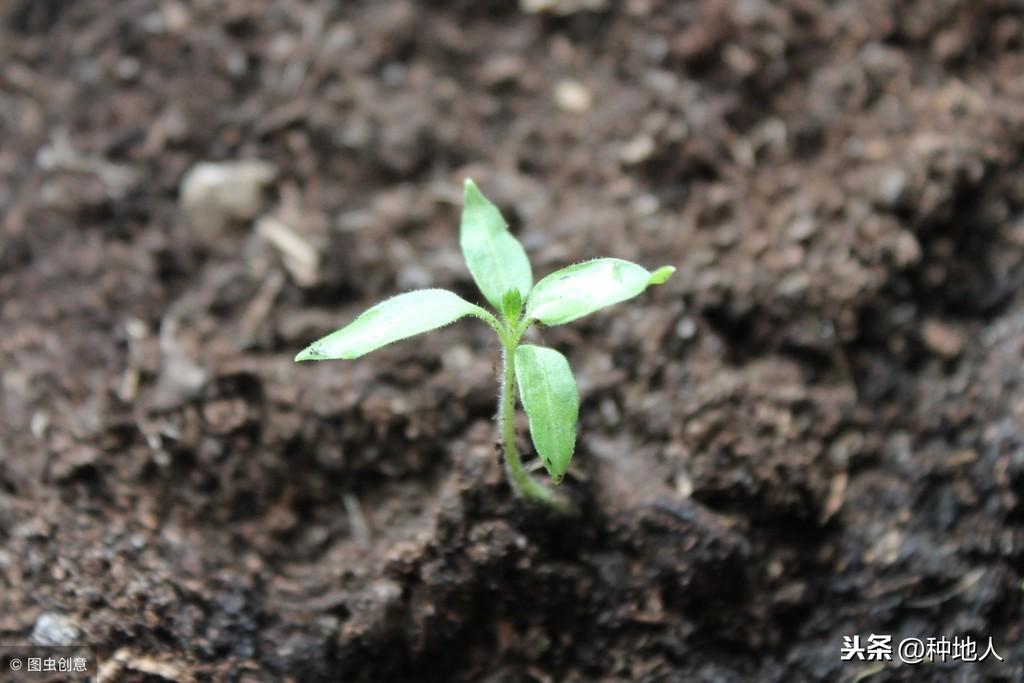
xmin=498 ymin=326 xmax=569 ymax=512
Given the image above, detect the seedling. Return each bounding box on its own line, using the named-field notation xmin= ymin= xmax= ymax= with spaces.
xmin=296 ymin=180 xmax=674 ymax=511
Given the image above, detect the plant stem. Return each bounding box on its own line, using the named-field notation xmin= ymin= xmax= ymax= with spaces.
xmin=498 ymin=328 xmax=569 ymax=512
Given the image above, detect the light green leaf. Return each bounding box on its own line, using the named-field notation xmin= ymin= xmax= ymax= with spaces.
xmin=526 ymin=259 xmax=675 ymax=326
xmin=501 ymin=288 xmax=522 ymax=324
xmin=295 ymin=289 xmax=489 ymax=361
xmin=514 ymin=344 xmax=578 ymax=483
xmin=460 ymin=179 xmax=533 ymax=311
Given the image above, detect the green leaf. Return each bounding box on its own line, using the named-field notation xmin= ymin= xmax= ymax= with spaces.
xmin=295 ymin=289 xmax=489 ymax=361
xmin=514 ymin=344 xmax=578 ymax=483
xmin=649 ymin=265 xmax=676 ymax=284
xmin=501 ymin=288 xmax=522 ymax=325
xmin=460 ymin=179 xmax=533 ymax=311
xmin=526 ymin=258 xmax=675 ymax=326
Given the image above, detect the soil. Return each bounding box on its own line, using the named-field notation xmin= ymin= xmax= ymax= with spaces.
xmin=2 ymin=1 xmax=1024 ymax=681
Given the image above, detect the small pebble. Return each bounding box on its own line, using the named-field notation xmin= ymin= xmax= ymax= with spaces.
xmin=676 ymin=318 xmax=697 ymax=339
xmin=32 ymin=613 xmax=81 ymax=646
xmin=180 ymin=160 xmax=277 ymax=236
xmin=893 ymin=231 xmax=922 ymax=268
xmin=620 ymin=135 xmax=655 ymax=165
xmin=921 ymin=319 xmax=966 ymax=358
xmin=875 ymin=167 xmax=908 ymax=207
xmin=554 ymin=79 xmax=592 ymax=113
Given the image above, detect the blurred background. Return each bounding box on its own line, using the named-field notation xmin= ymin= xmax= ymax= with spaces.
xmin=1 ymin=1 xmax=1022 ymax=680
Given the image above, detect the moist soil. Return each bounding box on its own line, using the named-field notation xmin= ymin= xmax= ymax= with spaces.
xmin=2 ymin=1 xmax=1024 ymax=681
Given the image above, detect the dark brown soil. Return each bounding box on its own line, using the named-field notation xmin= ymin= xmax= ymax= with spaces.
xmin=2 ymin=1 xmax=1023 ymax=681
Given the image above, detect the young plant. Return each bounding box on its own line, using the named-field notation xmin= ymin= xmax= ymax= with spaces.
xmin=296 ymin=180 xmax=674 ymax=511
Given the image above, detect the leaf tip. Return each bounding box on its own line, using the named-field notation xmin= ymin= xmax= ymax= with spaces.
xmin=294 ymin=345 xmax=323 ymax=362
xmin=649 ymin=265 xmax=676 ymax=285
xmin=463 ymin=177 xmax=483 ymax=203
